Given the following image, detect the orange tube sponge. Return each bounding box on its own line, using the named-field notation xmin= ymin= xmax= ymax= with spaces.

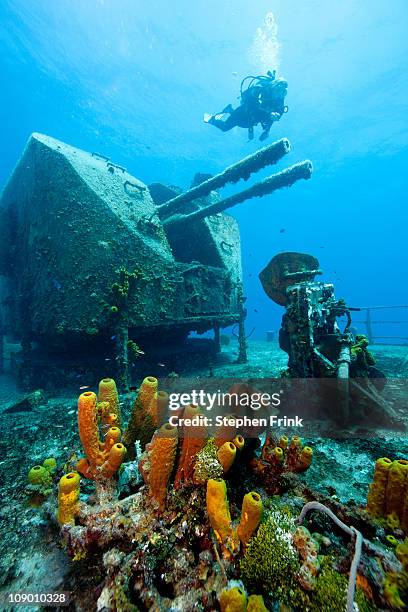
xmin=123 ymin=376 xmax=158 ymax=453
xmin=366 ymin=457 xmax=392 ymax=517
xmin=174 ymin=404 xmax=207 ymax=489
xmin=147 ymin=422 xmax=178 ymax=510
xmin=104 ymin=426 xmax=121 ymax=451
xmin=101 ymin=443 xmax=126 ymax=478
xmin=58 ymin=472 xmax=80 ymax=525
xmin=206 ymin=478 xmax=232 ymax=545
xmin=237 ymin=491 xmax=263 ymax=547
xmin=386 ymin=459 xmax=408 ymax=519
xmin=218 ymin=441 xmax=237 ymax=473
xmin=98 ymin=377 xmax=121 ymax=428
xmin=77 ymin=391 xmax=104 ymax=468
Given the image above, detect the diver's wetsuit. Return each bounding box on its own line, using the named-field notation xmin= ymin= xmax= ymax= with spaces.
xmin=209 ymin=104 xmax=282 ymax=140
xmin=210 ymin=104 xmax=272 ymax=131
xmin=208 ymin=78 xmax=287 ymax=140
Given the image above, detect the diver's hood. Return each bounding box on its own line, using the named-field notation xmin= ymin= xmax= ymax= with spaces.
xmin=273 ymin=77 xmax=288 ymax=90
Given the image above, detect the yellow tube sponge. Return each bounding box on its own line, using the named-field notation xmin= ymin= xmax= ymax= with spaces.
xmin=233 ymin=435 xmax=245 ymax=451
xmin=28 ymin=465 xmax=52 ymax=487
xmin=58 ymin=472 xmax=81 ymax=525
xmin=247 ymin=594 xmax=269 ymax=612
xmin=77 ymin=391 xmax=104 ymax=468
xmin=98 ymin=377 xmax=121 ymax=428
xmin=272 ymin=446 xmax=284 ymax=466
xmin=219 ymin=585 xmax=247 ymax=612
xmin=295 ymin=446 xmax=313 ymax=472
xmin=206 ymin=478 xmax=232 ymax=544
xmin=147 ymin=422 xmax=178 ymax=510
xmin=237 ymin=491 xmax=263 ymax=546
xmin=42 ymin=457 xmax=57 ymax=474
xmin=386 ymin=459 xmax=408 ymax=519
xmin=101 ymin=443 xmax=126 ymax=478
xmin=218 ymin=441 xmax=237 ymax=473
xmin=278 ymin=435 xmax=288 ymax=450
xmin=366 ymin=457 xmax=392 ymax=517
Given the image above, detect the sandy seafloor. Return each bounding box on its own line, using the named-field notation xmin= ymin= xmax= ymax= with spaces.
xmin=0 ymin=339 xmax=407 ymax=608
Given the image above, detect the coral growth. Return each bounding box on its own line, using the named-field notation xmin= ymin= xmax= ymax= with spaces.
xmin=46 ymin=374 xmax=406 ymax=612
xmin=292 ymin=525 xmax=320 ymax=590
xmin=240 ymin=507 xmax=303 ymax=606
xmin=297 ymin=501 xmax=363 ymax=612
xmin=193 ymin=437 xmax=224 ymax=484
xmin=351 ymin=334 xmax=376 ymax=373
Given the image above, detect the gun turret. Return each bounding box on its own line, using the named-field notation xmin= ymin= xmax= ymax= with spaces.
xmin=163 ymin=160 xmax=312 ymax=228
xmin=158 ymin=138 xmax=292 ymax=220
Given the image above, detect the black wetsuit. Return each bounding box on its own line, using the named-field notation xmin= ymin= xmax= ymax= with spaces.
xmin=210 ymin=84 xmax=286 ymax=140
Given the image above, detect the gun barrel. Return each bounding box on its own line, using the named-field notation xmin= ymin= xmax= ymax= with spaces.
xmin=158 ymin=138 xmax=291 ymax=218
xmin=163 ymin=160 xmax=313 ymax=228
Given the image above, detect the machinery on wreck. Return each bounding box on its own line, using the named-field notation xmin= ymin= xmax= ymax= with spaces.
xmin=259 ymin=252 xmax=401 ymax=427
xmin=0 ymin=133 xmax=312 ymax=388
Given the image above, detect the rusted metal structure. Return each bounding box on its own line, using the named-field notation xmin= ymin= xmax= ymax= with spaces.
xmin=0 ymin=134 xmax=312 ymax=387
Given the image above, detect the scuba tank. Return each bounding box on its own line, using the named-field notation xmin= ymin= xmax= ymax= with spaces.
xmin=240 ymin=73 xmax=288 ymax=113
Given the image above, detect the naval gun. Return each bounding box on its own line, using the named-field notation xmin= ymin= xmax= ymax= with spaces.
xmin=0 ymin=134 xmax=311 ymax=389
xmin=260 ymin=252 xmax=401 ymax=428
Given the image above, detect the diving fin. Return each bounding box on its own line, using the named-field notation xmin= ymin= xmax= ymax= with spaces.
xmin=203 ymin=113 xmax=213 ymax=124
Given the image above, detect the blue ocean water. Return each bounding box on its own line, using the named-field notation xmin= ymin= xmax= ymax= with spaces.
xmin=1 ymin=0 xmax=407 ymax=342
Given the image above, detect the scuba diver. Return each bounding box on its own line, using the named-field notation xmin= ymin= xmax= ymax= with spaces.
xmin=204 ymin=71 xmax=288 ymax=141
